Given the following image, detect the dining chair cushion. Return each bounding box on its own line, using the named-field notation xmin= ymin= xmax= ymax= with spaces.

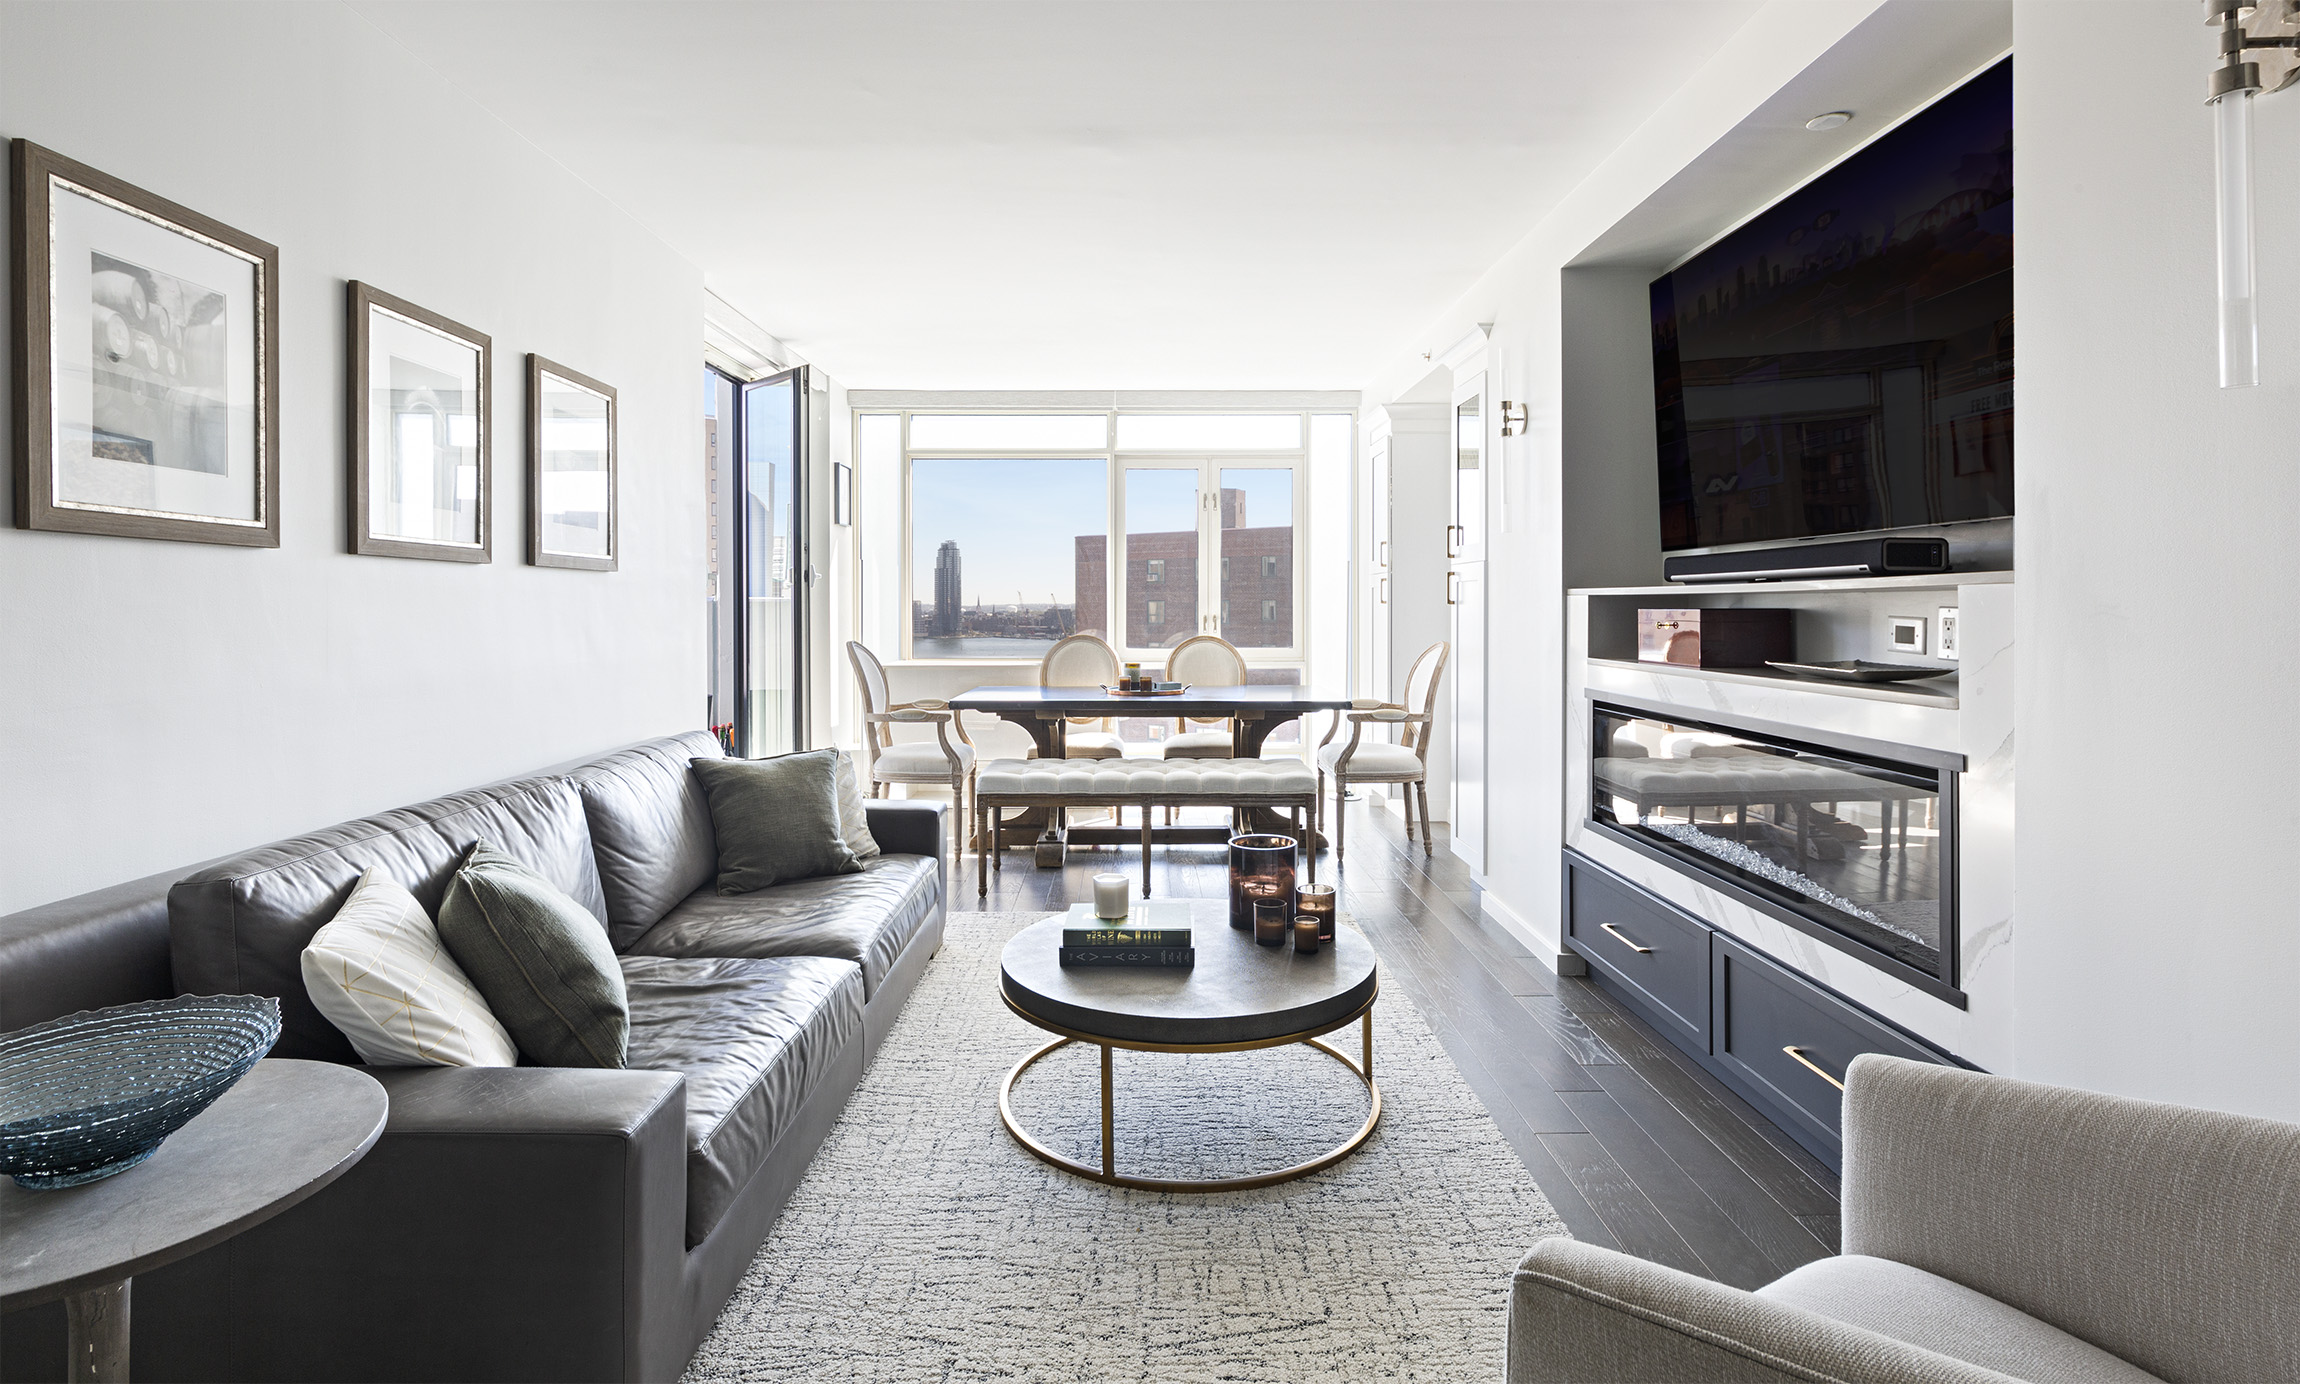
xmin=869 ymin=741 xmax=975 ymax=780
xmin=437 ymin=842 xmax=630 ymax=1068
xmin=1317 ymin=741 xmax=1425 ymax=780
xmin=1158 ymin=730 xmax=1236 ymax=760
xmin=834 ymin=752 xmax=881 ymax=861
xmin=301 ymin=867 xmax=518 ymax=1068
xmin=691 ymin=750 xmax=862 ymax=894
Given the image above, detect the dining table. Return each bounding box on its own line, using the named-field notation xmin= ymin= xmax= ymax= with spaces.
xmin=947 ymin=683 xmax=1353 ymax=864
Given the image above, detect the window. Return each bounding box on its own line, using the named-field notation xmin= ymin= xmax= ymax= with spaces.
xmin=1116 ymin=414 xmax=1302 ymax=451
xmin=1217 ymin=467 xmax=1293 ymax=648
xmin=908 ymin=457 xmax=1106 ymax=657
xmin=1260 ymin=555 xmax=1279 ymax=580
xmin=1147 ymin=599 xmax=1165 ymax=627
xmin=1145 ymin=558 xmax=1164 ymax=584
xmin=1262 ymin=599 xmax=1278 ymax=623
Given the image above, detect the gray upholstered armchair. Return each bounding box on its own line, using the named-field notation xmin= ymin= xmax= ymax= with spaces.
xmin=1507 ymin=1055 xmax=2300 ymax=1384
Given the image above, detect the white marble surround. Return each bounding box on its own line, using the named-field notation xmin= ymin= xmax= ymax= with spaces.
xmin=1565 ymin=578 xmax=2014 ymax=1071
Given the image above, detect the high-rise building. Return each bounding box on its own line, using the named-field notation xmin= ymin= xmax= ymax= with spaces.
xmin=932 ymin=540 xmax=962 ymax=636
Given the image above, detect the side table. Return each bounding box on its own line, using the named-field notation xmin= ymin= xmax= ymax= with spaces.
xmin=0 ymin=1059 xmax=387 ymax=1383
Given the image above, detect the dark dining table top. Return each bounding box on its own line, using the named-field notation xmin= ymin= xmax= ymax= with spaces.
xmin=949 ymin=684 xmax=1352 ymax=718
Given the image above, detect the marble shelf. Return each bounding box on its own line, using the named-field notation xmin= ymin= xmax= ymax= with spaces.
xmin=1585 ymin=657 xmax=1961 ymax=709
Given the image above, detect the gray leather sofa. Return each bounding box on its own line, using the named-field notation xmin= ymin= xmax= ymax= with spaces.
xmin=1506 ymin=1054 xmax=2300 ymax=1383
xmin=0 ymin=731 xmax=945 ymax=1384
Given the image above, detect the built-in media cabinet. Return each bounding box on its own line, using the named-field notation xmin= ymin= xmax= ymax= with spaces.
xmin=1564 ymin=571 xmax=2012 ymax=1168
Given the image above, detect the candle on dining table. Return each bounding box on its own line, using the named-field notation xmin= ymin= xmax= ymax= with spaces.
xmin=1252 ymin=898 xmax=1289 ymax=947
xmin=1295 ymin=882 xmax=1337 ymax=942
xmin=1292 ymin=916 xmax=1321 ymax=954
xmin=1093 ymin=872 xmax=1131 ymax=920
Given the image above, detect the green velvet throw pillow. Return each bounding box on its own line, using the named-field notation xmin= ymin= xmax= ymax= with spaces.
xmin=691 ymin=749 xmax=862 ymax=894
xmin=435 ymin=842 xmax=628 ymax=1068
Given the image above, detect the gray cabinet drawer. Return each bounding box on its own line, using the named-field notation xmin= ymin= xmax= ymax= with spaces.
xmin=1711 ymin=934 xmax=1942 ymax=1166
xmin=1564 ymin=853 xmax=1710 ymax=1048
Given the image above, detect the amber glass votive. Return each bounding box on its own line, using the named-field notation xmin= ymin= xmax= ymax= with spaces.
xmin=1296 ymin=882 xmax=1337 ymax=943
xmin=1292 ymin=916 xmax=1322 ymax=954
xmin=1228 ymin=834 xmax=1297 ymax=930
xmin=1253 ymin=899 xmax=1289 ymax=946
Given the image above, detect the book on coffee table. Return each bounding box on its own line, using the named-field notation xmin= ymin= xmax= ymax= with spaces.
xmin=1059 ymin=900 xmax=1194 ymax=964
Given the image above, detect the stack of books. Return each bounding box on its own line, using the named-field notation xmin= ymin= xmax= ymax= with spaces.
xmin=1058 ymin=900 xmax=1194 ymax=968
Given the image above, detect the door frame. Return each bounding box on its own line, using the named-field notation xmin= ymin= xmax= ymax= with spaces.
xmin=735 ymin=365 xmax=809 ymax=758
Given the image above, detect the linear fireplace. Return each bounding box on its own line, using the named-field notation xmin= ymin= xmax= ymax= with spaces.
xmin=1588 ymin=699 xmax=1963 ymax=1002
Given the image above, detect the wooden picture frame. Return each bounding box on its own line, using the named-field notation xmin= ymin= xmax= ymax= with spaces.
xmin=347 ymin=282 xmax=491 ymax=562
xmin=526 ymin=354 xmax=617 ymax=571
xmin=11 ymin=140 xmax=280 ymax=546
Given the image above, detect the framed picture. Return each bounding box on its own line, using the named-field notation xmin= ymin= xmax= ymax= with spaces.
xmin=11 ymin=140 xmax=279 ymax=545
xmin=832 ymin=460 xmax=852 ymax=526
xmin=527 ymin=354 xmax=616 ymax=570
xmin=348 ymin=282 xmax=490 ymax=561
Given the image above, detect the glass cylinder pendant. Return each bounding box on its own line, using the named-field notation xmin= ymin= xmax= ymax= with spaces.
xmin=2215 ymin=88 xmax=2260 ymax=389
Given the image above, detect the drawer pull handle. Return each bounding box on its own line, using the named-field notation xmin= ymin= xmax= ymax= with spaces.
xmin=1600 ymin=922 xmax=1653 ymax=954
xmin=1783 ymin=1045 xmax=1845 ymax=1091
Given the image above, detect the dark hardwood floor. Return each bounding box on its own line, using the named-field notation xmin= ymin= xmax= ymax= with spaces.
xmin=946 ymin=798 xmax=1841 ymax=1289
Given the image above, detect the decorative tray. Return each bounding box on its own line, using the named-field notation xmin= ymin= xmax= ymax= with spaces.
xmin=1764 ymin=660 xmax=1952 ymax=684
xmin=1099 ymin=684 xmax=1191 ymax=697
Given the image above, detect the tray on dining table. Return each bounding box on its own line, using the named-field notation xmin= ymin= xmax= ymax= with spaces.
xmin=1098 ymin=684 xmax=1192 ymax=697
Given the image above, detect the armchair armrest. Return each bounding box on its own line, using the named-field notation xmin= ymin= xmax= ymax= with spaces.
xmin=1507 ymin=1238 xmax=2012 ymax=1384
xmin=871 ymin=708 xmax=945 ymax=723
xmin=1349 ymin=708 xmax=1425 ymax=723
xmin=866 ymin=799 xmax=947 ymax=860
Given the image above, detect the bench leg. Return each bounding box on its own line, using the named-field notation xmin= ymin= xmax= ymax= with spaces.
xmin=976 ymin=800 xmax=988 ymax=897
xmin=1141 ymin=804 xmax=1154 ymax=898
xmin=1300 ymin=804 xmax=1316 ymax=883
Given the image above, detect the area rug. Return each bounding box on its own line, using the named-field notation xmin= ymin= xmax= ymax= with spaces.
xmin=684 ymin=911 xmax=1566 ymax=1383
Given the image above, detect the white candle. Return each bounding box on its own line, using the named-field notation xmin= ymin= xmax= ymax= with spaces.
xmin=1093 ymin=873 xmax=1131 ymax=920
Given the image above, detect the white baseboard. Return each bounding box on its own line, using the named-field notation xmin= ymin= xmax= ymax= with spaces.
xmin=1481 ymin=888 xmax=1557 ymax=959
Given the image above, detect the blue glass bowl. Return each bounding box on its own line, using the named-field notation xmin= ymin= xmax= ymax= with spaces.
xmin=0 ymin=995 xmax=281 ymax=1189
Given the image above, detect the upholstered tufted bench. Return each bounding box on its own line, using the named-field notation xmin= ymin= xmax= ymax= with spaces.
xmin=974 ymin=757 xmax=1317 ymax=897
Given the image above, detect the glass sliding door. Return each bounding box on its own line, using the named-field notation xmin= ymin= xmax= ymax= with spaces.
xmin=740 ymin=367 xmax=806 ymax=757
xmin=1122 ymin=465 xmax=1200 ymax=650
xmin=704 ymin=368 xmax=739 ymax=744
xmin=1216 ymin=465 xmax=1295 ymax=650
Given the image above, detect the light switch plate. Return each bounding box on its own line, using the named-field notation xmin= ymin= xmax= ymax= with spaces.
xmin=1936 ymin=606 xmax=1960 ymax=660
xmin=1888 ymin=615 xmax=1928 ymax=656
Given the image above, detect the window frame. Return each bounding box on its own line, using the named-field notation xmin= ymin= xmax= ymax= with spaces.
xmin=887 ymin=408 xmax=1313 ymax=668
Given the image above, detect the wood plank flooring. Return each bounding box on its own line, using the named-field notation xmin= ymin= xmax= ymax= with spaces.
xmin=945 ymin=799 xmax=1842 ymax=1289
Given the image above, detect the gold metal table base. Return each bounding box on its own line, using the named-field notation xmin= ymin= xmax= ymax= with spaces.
xmin=996 ymin=989 xmax=1381 ymax=1192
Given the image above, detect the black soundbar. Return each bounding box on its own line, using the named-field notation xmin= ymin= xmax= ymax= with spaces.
xmin=1663 ymin=537 xmax=1951 ymax=584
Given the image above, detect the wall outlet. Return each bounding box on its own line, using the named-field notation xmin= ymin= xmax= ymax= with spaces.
xmin=1936 ymin=606 xmax=1960 ymax=660
xmin=1888 ymin=615 xmax=1928 ymax=656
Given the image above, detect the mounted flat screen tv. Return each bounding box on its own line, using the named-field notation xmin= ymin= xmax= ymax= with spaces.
xmin=1651 ymin=58 xmax=2012 ymax=552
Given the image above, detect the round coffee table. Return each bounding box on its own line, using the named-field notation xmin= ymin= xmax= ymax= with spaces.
xmin=0 ymin=1059 xmax=387 ymax=1384
xmin=997 ymin=911 xmax=1380 ymax=1191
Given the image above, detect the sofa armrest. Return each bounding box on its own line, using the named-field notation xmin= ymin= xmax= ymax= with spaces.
xmin=1506 ymin=1238 xmax=2015 ymax=1384
xmin=866 ymin=799 xmax=946 ymax=860
xmin=137 ymin=1065 xmax=691 ymax=1384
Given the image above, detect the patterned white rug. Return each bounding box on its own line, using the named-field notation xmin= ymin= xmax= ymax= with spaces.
xmin=685 ymin=911 xmax=1566 ymax=1383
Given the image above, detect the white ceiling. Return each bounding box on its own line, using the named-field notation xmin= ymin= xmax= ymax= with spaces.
xmin=355 ymin=0 xmax=1762 ymax=389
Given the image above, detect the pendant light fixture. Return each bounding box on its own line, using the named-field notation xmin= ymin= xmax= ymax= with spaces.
xmin=2207 ymin=0 xmax=2298 ymax=388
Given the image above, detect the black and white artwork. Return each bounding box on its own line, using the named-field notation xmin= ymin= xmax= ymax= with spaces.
xmin=527 ymin=355 xmax=617 ymax=571
xmin=349 ymin=282 xmax=491 ymax=561
xmin=13 ymin=140 xmax=279 ymax=545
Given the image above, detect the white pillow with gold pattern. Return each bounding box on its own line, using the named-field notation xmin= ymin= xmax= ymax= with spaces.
xmin=301 ymin=867 xmax=518 ymax=1066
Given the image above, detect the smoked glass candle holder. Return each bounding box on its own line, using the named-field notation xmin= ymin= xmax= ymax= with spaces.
xmin=1253 ymin=899 xmax=1289 ymax=947
xmin=1292 ymin=916 xmax=1321 ymax=954
xmin=1295 ymin=882 xmax=1337 ymax=943
xmin=1228 ymin=834 xmax=1297 ymax=930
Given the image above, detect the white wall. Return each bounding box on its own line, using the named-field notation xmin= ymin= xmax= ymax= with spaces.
xmin=0 ymin=2 xmax=707 ymax=912
xmin=2012 ymin=3 xmax=2300 ymax=1118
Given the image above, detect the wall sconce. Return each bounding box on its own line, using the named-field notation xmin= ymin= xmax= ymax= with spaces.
xmin=2209 ymin=0 xmax=2297 ymax=389
xmin=1499 ymin=401 xmax=1528 ymax=436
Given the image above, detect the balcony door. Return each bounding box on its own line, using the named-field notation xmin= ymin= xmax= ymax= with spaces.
xmin=707 ymin=364 xmax=808 ymax=758
xmin=1116 ymin=459 xmax=1300 ymax=661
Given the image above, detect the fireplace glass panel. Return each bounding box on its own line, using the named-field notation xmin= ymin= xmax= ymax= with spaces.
xmin=1591 ymin=704 xmax=1950 ymax=984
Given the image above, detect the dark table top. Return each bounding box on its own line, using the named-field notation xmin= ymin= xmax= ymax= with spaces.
xmin=951 ymin=684 xmax=1352 ymax=718
xmin=1000 ymin=902 xmax=1377 ymax=1047
xmin=0 ymin=1059 xmax=387 ymax=1309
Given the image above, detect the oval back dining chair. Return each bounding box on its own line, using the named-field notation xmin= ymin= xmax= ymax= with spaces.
xmin=1034 ymin=633 xmax=1124 ymax=760
xmin=1316 ymin=640 xmax=1450 ymax=860
xmin=1158 ymin=633 xmax=1249 ymax=761
xmin=848 ymin=640 xmax=975 ymax=830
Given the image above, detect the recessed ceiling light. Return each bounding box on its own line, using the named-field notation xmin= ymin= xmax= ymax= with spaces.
xmin=1805 ymin=112 xmax=1853 ymax=132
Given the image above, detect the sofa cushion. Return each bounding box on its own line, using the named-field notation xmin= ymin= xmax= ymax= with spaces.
xmin=439 ymin=844 xmax=630 ymax=1068
xmin=835 ymin=751 xmax=881 ymax=861
xmin=170 ymin=775 xmax=607 ymax=1062
xmin=1756 ymin=1255 xmax=2167 ymax=1384
xmin=624 ymin=853 xmax=938 ymax=1001
xmin=300 ymin=867 xmax=518 ymax=1067
xmin=570 ymin=731 xmax=724 ymax=950
xmin=692 ymin=750 xmax=862 ymax=893
xmin=621 ymin=954 xmax=862 ymax=1248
